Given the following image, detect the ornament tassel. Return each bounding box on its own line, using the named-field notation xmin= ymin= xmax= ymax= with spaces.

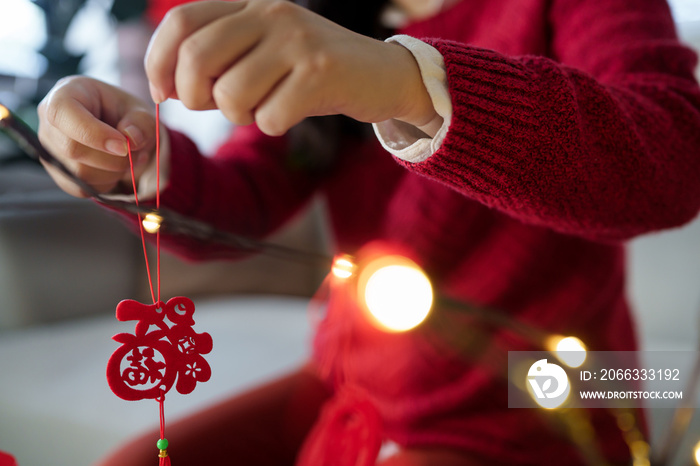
xmin=157 ymin=392 xmax=171 ymax=465
xmin=159 ymin=450 xmax=171 ymax=466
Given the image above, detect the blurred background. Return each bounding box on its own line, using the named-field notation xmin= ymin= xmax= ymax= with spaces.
xmin=0 ymin=0 xmax=699 ymax=464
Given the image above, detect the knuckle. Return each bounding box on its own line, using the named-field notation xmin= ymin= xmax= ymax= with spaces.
xmin=181 ymin=95 xmax=207 ymax=111
xmin=42 ymin=79 xmax=83 ymax=127
xmin=37 ymin=130 xmax=61 ymax=161
xmin=43 ymin=97 xmax=62 ymax=127
xmin=54 ymin=76 xmax=72 ymax=87
xmin=305 ymin=50 xmax=334 ymax=77
xmin=54 ymin=75 xmax=93 ymax=95
xmin=54 ymin=75 xmax=80 ymax=88
xmin=70 ymin=121 xmax=94 ymax=154
xmin=72 ymin=163 xmax=92 ymax=181
xmin=261 ymin=0 xmax=297 ymax=19
xmin=176 ymin=43 xmax=208 ymax=109
xmin=36 ymin=122 xmax=49 ymax=144
xmin=178 ymin=36 xmax=204 ymax=71
xmin=59 ymin=179 xmax=85 ymax=198
xmin=144 ymin=52 xmax=160 ymax=79
xmin=62 ymin=138 xmax=81 ymax=160
xmin=37 ymin=100 xmax=47 ymax=120
xmin=212 ymin=80 xmax=235 ymax=108
xmin=163 ymin=6 xmax=193 ymax=34
xmin=212 ymin=81 xmax=249 ymax=125
xmin=286 ymin=24 xmax=313 ymax=46
xmin=42 ymin=160 xmax=84 ymax=198
xmin=131 ymin=109 xmax=157 ymax=139
xmin=37 ymin=103 xmax=52 ymax=135
xmin=255 ymin=111 xmax=286 ymax=137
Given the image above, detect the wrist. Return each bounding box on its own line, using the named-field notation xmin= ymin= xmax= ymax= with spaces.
xmin=388 ymin=41 xmax=442 ymax=132
xmin=372 ymin=36 xmax=452 ymax=163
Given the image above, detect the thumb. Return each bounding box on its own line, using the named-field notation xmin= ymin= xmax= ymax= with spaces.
xmin=116 ymin=108 xmax=157 ymax=153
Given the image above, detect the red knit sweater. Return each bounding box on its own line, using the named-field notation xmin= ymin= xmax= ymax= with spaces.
xmin=147 ymin=0 xmax=700 ymax=464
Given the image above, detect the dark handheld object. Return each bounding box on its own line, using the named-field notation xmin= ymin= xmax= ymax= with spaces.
xmin=0 ymin=103 xmax=109 ymax=199
xmin=0 ymin=103 xmax=332 ymax=268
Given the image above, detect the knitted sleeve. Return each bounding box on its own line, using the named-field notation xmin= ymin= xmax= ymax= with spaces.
xmin=399 ymin=0 xmax=700 ymax=241
xmin=143 ymin=124 xmax=321 ymax=261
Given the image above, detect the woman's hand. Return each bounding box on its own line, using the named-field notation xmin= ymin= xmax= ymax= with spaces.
xmin=37 ymin=76 xmax=157 ymax=197
xmin=145 ymin=0 xmax=437 ymax=136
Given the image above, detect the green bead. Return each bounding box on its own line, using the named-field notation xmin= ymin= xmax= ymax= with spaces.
xmin=157 ymin=438 xmax=169 ymax=450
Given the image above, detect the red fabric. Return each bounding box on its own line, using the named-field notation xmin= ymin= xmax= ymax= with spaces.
xmin=296 ymin=387 xmax=383 ymax=466
xmin=96 ymin=366 xmax=332 ymax=466
xmin=116 ymin=0 xmax=700 ymax=464
xmin=0 ymin=452 xmax=17 ymax=466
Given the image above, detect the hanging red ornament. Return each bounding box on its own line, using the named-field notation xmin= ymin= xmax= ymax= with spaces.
xmin=106 ymin=297 xmax=212 ymax=401
xmin=104 ymin=103 xmax=212 ymax=464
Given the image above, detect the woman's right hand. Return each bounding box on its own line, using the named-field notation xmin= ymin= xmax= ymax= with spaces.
xmin=38 ymin=76 xmax=157 ymax=197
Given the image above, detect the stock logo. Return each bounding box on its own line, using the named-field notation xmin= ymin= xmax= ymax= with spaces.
xmin=527 ymin=359 xmax=570 ymax=409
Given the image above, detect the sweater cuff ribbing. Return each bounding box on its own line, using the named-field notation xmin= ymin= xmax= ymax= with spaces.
xmin=401 ymin=39 xmax=537 ymax=206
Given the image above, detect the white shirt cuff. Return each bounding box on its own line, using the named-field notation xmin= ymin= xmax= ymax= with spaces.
xmin=372 ymin=35 xmax=452 ymax=164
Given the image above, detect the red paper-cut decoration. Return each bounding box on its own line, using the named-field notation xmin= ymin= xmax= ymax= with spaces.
xmin=106 ymin=296 xmax=213 ymax=401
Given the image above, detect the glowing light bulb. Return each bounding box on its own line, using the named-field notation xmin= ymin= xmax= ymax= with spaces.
xmin=546 ymin=335 xmax=587 ymax=368
xmin=142 ymin=213 xmax=163 ymax=234
xmin=358 ymin=255 xmax=433 ymax=332
xmin=630 ymin=440 xmax=650 ymax=461
xmin=0 ymin=104 xmax=9 ymax=121
xmin=331 ymin=255 xmax=356 ymax=279
xmin=616 ymin=412 xmax=636 ymax=432
xmin=694 ymin=439 xmax=700 ymax=465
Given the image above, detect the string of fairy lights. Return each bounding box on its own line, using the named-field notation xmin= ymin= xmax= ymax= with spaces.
xmin=1 ymin=101 xmax=699 ymax=465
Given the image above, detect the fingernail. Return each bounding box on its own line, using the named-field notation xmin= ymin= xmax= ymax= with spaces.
xmin=105 ymin=138 xmax=127 ymax=156
xmin=124 ymin=125 xmax=145 ymax=148
xmin=149 ymin=82 xmax=164 ymax=104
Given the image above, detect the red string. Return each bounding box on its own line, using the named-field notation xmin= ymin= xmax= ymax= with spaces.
xmin=159 ymin=394 xmax=166 ymax=439
xmin=126 ymin=105 xmax=169 ymax=465
xmin=158 ymin=393 xmax=170 ymax=465
xmin=125 ymin=103 xmax=162 ymax=304
xmin=155 ymin=103 xmax=161 ymax=211
xmin=155 ymin=104 xmax=161 ymax=304
xmin=126 ymin=138 xmax=156 ymax=304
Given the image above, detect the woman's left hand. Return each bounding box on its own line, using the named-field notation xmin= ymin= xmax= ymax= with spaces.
xmin=145 ymin=0 xmax=437 ymax=136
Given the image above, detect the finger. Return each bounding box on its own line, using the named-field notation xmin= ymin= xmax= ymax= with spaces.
xmin=212 ymin=37 xmax=292 ymax=125
xmin=176 ymin=12 xmax=263 ymax=110
xmin=40 ymin=88 xmax=128 ymax=157
xmin=41 ymin=158 xmax=122 ymax=198
xmin=145 ymin=0 xmax=247 ymax=103
xmin=41 ymin=159 xmax=88 ymax=198
xmin=73 ymin=160 xmax=126 ymax=191
xmin=254 ymin=63 xmax=328 ymax=136
xmin=42 ymin=125 xmax=130 ymax=173
xmin=116 ymin=107 xmax=157 ymax=152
